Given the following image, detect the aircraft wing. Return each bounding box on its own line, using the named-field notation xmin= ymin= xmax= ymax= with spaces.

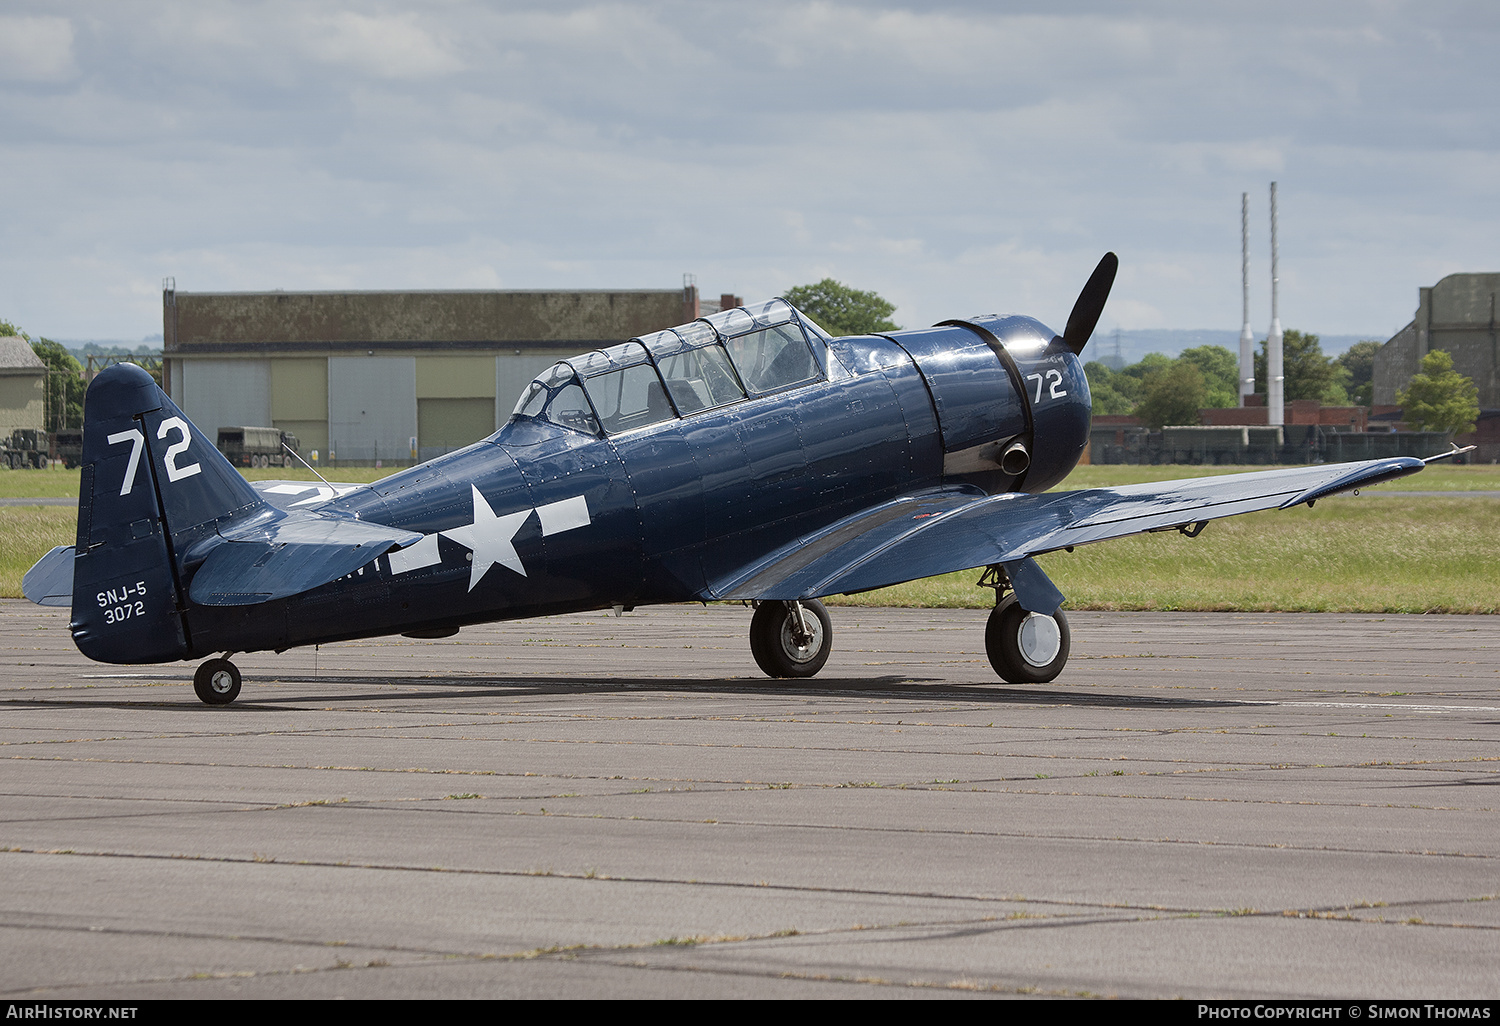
xmin=708 ymin=456 xmax=1428 ymax=606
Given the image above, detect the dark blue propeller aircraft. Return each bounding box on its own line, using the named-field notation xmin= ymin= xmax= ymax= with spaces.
xmin=24 ymin=255 xmax=1457 ymax=704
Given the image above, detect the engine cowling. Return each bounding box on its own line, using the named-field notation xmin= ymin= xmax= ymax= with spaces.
xmin=964 ymin=314 xmax=1092 ymax=494
xmin=886 ymin=315 xmax=1091 ymax=495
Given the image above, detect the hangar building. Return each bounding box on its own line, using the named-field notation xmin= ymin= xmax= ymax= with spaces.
xmin=1373 ymin=273 xmax=1500 ymax=408
xmin=0 ymin=336 xmax=46 ymax=437
xmin=163 ymin=284 xmax=703 ymax=465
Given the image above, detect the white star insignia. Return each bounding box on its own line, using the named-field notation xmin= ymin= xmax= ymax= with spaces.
xmin=440 ymin=485 xmax=532 ymax=591
xmin=397 ymin=490 xmax=590 ymax=590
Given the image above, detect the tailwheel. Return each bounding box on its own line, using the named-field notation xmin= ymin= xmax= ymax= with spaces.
xmin=750 ymin=599 xmax=833 ymax=678
xmin=985 ymin=594 xmax=1070 ymax=684
xmin=193 ymin=657 xmax=242 ymax=706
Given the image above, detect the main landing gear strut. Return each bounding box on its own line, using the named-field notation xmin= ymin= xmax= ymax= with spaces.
xmin=978 ymin=566 xmax=1070 ymax=683
xmin=193 ymin=654 xmax=242 ymax=706
xmin=749 ymin=599 xmax=833 ymax=678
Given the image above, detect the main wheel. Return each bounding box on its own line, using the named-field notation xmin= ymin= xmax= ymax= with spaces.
xmin=749 ymin=600 xmax=833 ymax=678
xmin=193 ymin=658 xmax=242 ymax=705
xmin=985 ymin=595 xmax=1070 ymax=684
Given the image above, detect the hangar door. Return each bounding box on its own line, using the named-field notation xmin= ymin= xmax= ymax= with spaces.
xmin=328 ymin=357 xmax=416 ymax=464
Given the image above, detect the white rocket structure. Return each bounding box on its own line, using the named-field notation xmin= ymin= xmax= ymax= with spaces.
xmin=1267 ymin=182 xmax=1284 ymax=426
xmin=1239 ymin=193 xmax=1254 ymax=405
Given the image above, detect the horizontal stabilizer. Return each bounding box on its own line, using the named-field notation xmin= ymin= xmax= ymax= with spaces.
xmin=253 ymin=480 xmax=365 ymax=510
xmin=188 ymin=514 xmax=423 ymax=606
xmin=23 ymin=546 xmax=75 ymax=606
xmin=709 ymin=456 xmax=1429 ymax=602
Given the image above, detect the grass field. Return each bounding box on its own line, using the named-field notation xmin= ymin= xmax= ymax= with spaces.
xmin=0 ymin=464 xmax=394 ymax=498
xmin=4 ymin=462 xmax=1497 ymax=611
xmin=1056 ymin=462 xmax=1500 ymax=491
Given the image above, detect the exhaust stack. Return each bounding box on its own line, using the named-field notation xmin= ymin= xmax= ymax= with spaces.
xmin=1000 ymin=440 xmax=1030 ymax=476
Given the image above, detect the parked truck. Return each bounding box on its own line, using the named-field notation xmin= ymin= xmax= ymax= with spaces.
xmin=216 ymin=426 xmax=300 ymax=469
xmin=2 ymin=429 xmax=49 ymax=469
xmin=51 ymin=428 xmax=83 ymax=469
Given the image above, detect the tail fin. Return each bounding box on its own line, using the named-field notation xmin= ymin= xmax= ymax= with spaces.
xmin=70 ymin=363 xmax=268 ymax=663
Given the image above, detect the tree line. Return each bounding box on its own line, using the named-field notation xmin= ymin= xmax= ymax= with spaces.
xmin=1085 ymin=333 xmax=1476 ymax=435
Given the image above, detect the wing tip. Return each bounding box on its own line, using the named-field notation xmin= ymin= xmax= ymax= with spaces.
xmin=1278 ymin=456 xmax=1426 ymax=510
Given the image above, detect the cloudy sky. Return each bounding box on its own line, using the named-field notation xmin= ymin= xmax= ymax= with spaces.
xmin=2 ymin=1 xmax=1497 ymax=344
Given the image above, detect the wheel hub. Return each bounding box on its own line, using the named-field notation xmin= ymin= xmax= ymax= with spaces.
xmin=210 ymin=670 xmax=235 ymax=694
xmin=1017 ymin=613 xmax=1061 ymax=667
xmin=779 ymin=616 xmax=824 ymax=664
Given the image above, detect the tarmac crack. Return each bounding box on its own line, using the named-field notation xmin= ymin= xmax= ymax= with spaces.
xmin=13 ymin=895 xmax=1487 ymax=1000
xmin=5 ymin=844 xmax=1499 ymax=912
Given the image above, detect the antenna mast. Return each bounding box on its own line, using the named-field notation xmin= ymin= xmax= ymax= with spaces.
xmin=1239 ymin=193 xmax=1253 ymax=405
xmin=1267 ymin=182 xmax=1284 ymax=426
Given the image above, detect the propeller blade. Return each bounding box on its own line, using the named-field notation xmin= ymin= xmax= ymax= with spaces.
xmin=1060 ymin=252 xmax=1118 ymax=355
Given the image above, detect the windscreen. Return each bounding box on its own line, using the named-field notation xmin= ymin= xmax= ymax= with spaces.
xmin=511 ymin=364 xmax=601 ymax=435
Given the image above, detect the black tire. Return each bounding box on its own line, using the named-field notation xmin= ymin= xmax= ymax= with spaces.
xmin=985 ymin=595 xmax=1070 ymax=684
xmin=193 ymin=658 xmax=242 ymax=705
xmin=749 ymin=599 xmax=833 ymax=678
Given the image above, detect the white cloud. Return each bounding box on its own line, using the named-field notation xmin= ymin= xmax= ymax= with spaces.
xmin=302 ymin=10 xmax=463 ymax=80
xmin=1107 ymin=298 xmax=1168 ymax=331
xmin=0 ymin=16 xmax=76 ymax=82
